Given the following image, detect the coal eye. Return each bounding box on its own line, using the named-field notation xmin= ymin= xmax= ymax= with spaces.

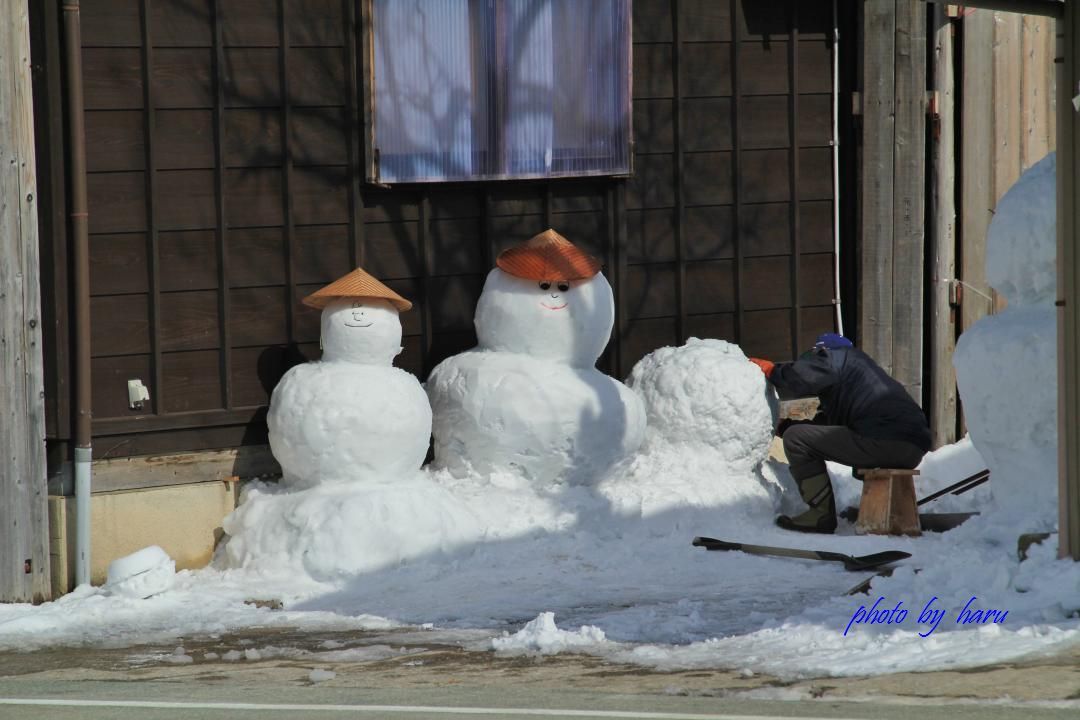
xmin=539 ymin=282 xmax=551 ymax=291
xmin=558 ymin=283 xmax=569 ymax=292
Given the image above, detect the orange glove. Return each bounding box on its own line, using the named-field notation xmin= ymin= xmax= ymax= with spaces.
xmin=748 ymin=357 xmax=774 ymax=378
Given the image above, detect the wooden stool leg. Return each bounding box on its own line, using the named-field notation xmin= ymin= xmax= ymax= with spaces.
xmin=855 ymin=470 xmax=921 ymax=537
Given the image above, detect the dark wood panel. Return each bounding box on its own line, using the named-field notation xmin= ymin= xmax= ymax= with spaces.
xmin=684 ymin=206 xmax=734 ymax=260
xmin=800 ymin=200 xmax=834 ymax=253
xmin=159 ymin=230 xmax=219 ymax=291
xmin=621 ymin=317 xmax=679 ymax=372
xmin=363 ymin=193 xmax=420 ymax=223
xmin=739 ymin=96 xmax=789 ymax=149
xmin=287 ymin=0 xmax=346 ymax=46
xmin=799 ymin=305 xmax=836 ymax=352
xmin=86 ymin=110 xmax=144 ymax=172
xmin=428 ymin=275 xmax=485 ymax=333
xmin=291 ymin=107 xmax=347 ymax=166
xmin=288 ymin=48 xmax=345 ymax=106
xmin=157 ymin=169 xmax=216 ymax=230
xmin=798 ymin=147 xmax=833 ymax=200
xmin=744 ymin=255 xmax=793 ymax=311
xmin=684 ymin=312 xmax=736 ymax=342
xmin=739 ymin=202 xmax=790 ymax=257
xmin=230 ymin=345 xmax=303 ymax=407
xmin=683 ymin=98 xmax=732 ymax=152
xmin=159 ymin=290 xmax=221 ymax=351
xmin=90 ymin=233 xmax=148 ymax=296
xmin=681 ymin=0 xmax=732 ymax=42
xmin=229 ymin=227 xmax=287 ymax=287
xmin=225 ymin=109 xmax=283 ymax=167
xmin=151 ymin=0 xmax=213 ymax=47
xmin=81 ymin=0 xmax=141 ymax=47
xmin=681 ymin=43 xmax=732 ymax=97
xmin=152 ymin=48 xmax=214 ymax=108
xmin=221 ymin=0 xmax=280 ymax=47
xmin=488 ymin=185 xmax=545 ymax=217
xmin=489 ymin=214 xmax=548 ymax=255
xmin=231 ymin=286 xmax=289 ymax=347
xmin=428 ymin=189 xmax=483 ymax=219
xmin=626 ymin=153 xmax=675 ymax=209
xmin=91 ymin=354 xmax=155 ymax=419
xmin=740 ymin=41 xmax=789 ymax=96
xmin=225 ymin=168 xmax=284 ymax=227
xmin=685 ymin=260 xmax=735 ymax=314
xmin=739 ymin=308 xmax=793 ymax=359
xmin=551 ymin=212 xmax=605 ymax=260
xmin=90 ymin=295 xmax=151 ymax=356
xmin=294 ymin=225 xmax=352 ymax=285
xmin=625 ymin=264 xmax=677 ymax=319
xmin=292 ymin=285 xmax=323 ymax=343
xmin=741 ymin=2 xmax=791 ymax=40
xmin=292 ymin=166 xmax=349 ymax=225
xmin=626 ymin=208 xmax=676 ymax=264
xmin=156 ymin=109 xmax=214 ymax=169
xmin=798 ymin=93 xmax=832 ymax=147
xmin=162 ymin=350 xmax=222 ymax=412
xmin=83 ymin=48 xmax=143 ymax=110
xmin=798 ymin=253 xmax=836 ymax=307
xmin=223 ymin=49 xmax=281 ymax=107
xmin=93 ymin=421 xmax=268 ymax=459
xmin=740 ymin=149 xmax=789 ymax=204
xmin=632 ymin=0 xmax=672 ymax=43
xmin=798 ymin=39 xmax=833 ymax=94
xmin=550 ymin=182 xmax=607 ymax=213
xmin=683 ymin=152 xmax=733 ymax=206
xmin=632 ymin=43 xmax=673 ymax=99
xmin=87 ymin=171 xmax=146 ymax=234
xmin=633 ymin=98 xmax=674 ymax=154
xmin=795 ymin=3 xmax=834 ymax=41
xmin=430 ymin=218 xmax=486 ymax=276
xmin=363 ymin=222 xmax=421 ymax=279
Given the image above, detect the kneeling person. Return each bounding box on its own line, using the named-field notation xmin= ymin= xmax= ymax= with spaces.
xmin=749 ymin=334 xmax=931 ymax=534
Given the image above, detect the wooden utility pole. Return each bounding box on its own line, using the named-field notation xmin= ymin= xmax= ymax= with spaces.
xmin=0 ymin=0 xmax=51 ymax=602
xmin=860 ymin=1 xmax=927 ymax=402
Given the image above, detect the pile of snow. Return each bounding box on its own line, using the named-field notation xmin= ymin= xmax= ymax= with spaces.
xmin=492 ymin=612 xmax=608 ymax=655
xmin=104 ymin=546 xmax=175 ymax=599
xmin=954 ymin=153 xmax=1058 ymax=524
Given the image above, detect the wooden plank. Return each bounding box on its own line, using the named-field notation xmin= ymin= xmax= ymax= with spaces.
xmin=1021 ymin=14 xmax=1054 ymax=167
xmin=159 ymin=230 xmax=218 ymax=291
xmin=680 ymin=43 xmax=733 ymax=97
xmin=292 ymin=225 xmax=351 ymax=284
xmin=85 ymin=110 xmax=145 ymax=172
xmin=860 ymin=0 xmax=897 ymax=372
xmin=87 ymin=445 xmax=281 ymax=493
xmin=90 ymin=295 xmax=151 ymax=356
xmin=960 ymin=10 xmax=995 ymax=338
xmin=229 ymin=287 xmax=289 ymax=346
xmin=930 ymin=4 xmax=958 ymax=447
xmin=155 ymin=110 xmax=215 ymax=170
xmin=892 ymin=0 xmax=927 ymax=400
xmin=993 ymin=12 xmax=1023 ymax=204
xmin=1061 ymin=0 xmax=1080 ymax=560
xmin=158 ymin=291 xmax=221 ymax=352
xmin=90 ymin=233 xmax=149 ymax=295
xmin=685 ymin=260 xmax=737 ymax=313
xmin=161 ymin=350 xmax=224 ymax=412
xmin=152 ymin=48 xmax=214 ymax=109
xmin=0 ymin=0 xmax=50 ymax=602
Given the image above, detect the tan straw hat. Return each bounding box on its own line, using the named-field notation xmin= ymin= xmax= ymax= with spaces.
xmin=496 ymin=229 xmax=601 ymax=282
xmin=302 ymin=267 xmax=412 ymax=312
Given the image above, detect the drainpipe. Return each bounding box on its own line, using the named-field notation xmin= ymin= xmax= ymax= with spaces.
xmin=831 ymin=0 xmax=844 ymax=337
xmin=62 ymin=0 xmax=92 ymax=586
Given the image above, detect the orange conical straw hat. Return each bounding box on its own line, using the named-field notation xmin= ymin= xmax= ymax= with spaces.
xmin=496 ymin=229 xmax=601 ymax=282
xmin=302 ymin=267 xmax=412 ymax=312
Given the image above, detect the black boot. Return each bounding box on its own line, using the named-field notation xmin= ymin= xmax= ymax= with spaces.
xmin=776 ymin=472 xmax=837 ymax=534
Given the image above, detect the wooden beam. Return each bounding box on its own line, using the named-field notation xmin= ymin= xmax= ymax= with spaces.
xmin=921 ymin=0 xmax=1063 ymax=20
xmin=0 ymin=0 xmax=51 ymax=602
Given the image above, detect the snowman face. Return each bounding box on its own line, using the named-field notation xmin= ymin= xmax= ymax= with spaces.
xmin=474 ymin=268 xmax=614 ymax=367
xmin=320 ymin=297 xmax=402 ymax=365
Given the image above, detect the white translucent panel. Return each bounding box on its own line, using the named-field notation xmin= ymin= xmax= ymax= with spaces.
xmin=372 ymin=0 xmax=630 ymax=183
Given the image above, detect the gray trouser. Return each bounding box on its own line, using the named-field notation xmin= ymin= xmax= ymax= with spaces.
xmin=782 ymin=423 xmax=926 ymax=482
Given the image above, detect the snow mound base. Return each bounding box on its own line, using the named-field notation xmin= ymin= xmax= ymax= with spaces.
xmin=104 ymin=545 xmax=175 ymax=599
xmin=627 ymin=337 xmax=777 ymax=473
xmin=492 ymin=612 xmax=607 ymax=655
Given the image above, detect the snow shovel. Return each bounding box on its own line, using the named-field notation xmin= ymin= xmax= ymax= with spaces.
xmin=692 ymin=536 xmax=911 ymax=572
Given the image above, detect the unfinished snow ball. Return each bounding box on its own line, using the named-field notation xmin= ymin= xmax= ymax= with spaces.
xmin=627 ymin=338 xmax=778 ymax=473
xmin=477 ymin=229 xmax=613 ymax=368
xmin=104 ymin=545 xmax=175 ymax=599
xmin=268 ymin=268 xmax=430 ymax=488
xmin=428 ymin=351 xmax=645 ymax=487
xmin=986 ymin=153 xmax=1056 ymax=306
xmin=268 ymin=362 xmax=432 ymax=488
xmin=219 ymin=477 xmax=482 ymax=580
xmin=954 ymin=305 xmax=1057 ymax=520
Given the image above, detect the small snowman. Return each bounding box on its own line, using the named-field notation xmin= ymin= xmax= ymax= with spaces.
xmin=267 ymin=267 xmax=430 ymax=488
xmin=426 ymin=229 xmax=646 ymax=487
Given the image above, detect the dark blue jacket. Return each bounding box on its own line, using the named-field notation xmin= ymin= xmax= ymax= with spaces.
xmin=769 ymin=346 xmax=932 ymax=452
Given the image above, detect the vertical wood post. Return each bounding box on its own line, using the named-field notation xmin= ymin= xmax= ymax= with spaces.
xmin=860 ymin=0 xmax=926 ymax=402
xmin=0 ymin=0 xmax=51 ymax=602
xmin=930 ymin=5 xmax=958 ymax=447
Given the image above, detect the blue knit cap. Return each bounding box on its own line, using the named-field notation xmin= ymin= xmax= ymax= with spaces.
xmin=815 ymin=332 xmax=853 ymax=349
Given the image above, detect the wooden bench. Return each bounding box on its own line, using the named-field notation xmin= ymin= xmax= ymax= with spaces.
xmin=854 ymin=468 xmax=921 ymax=537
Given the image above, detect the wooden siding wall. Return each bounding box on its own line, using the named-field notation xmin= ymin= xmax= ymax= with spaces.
xmin=42 ymin=0 xmax=849 ymax=460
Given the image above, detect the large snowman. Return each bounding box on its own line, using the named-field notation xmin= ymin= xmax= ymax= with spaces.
xmin=426 ymin=229 xmax=646 ymax=487
xmin=267 ymin=268 xmax=430 ymax=488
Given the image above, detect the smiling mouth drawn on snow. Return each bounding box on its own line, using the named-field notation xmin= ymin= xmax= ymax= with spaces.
xmin=343 ymin=301 xmax=375 ymax=327
xmin=539 ymin=281 xmax=571 ymax=311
